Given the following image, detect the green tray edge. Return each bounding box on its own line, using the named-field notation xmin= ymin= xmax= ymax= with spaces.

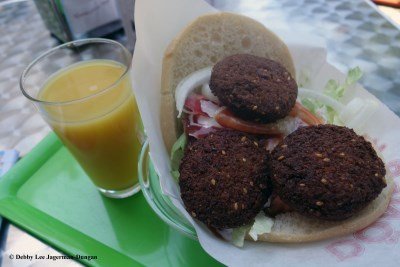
xmin=0 ymin=133 xmax=143 ymax=267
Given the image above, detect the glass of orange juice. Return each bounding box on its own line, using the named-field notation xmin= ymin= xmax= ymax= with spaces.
xmin=20 ymin=38 xmax=143 ymax=198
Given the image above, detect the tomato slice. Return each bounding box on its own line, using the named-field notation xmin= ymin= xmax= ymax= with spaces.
xmin=214 ymin=108 xmax=282 ymax=135
xmin=184 ymin=94 xmax=322 ymax=137
xmin=289 ymin=102 xmax=324 ymax=125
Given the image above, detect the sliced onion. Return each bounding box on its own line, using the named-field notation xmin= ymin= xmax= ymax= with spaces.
xmin=201 ymin=83 xmax=219 ymax=103
xmin=188 ymin=114 xmax=200 ymax=126
xmin=341 ymin=98 xmax=379 ymax=130
xmin=187 ymin=114 xmax=222 ymax=129
xmin=339 ymin=98 xmax=364 ymax=123
xmin=265 ymin=137 xmax=283 ymax=151
xmin=185 ymin=113 xmax=222 ymax=139
xmin=175 ymin=67 xmax=212 ymax=118
xmin=200 ymin=99 xmax=223 ymax=118
xmin=299 ymin=88 xmax=379 ymax=130
xmin=197 ymin=115 xmax=222 ymax=128
xmin=274 ymin=116 xmax=302 ymax=135
xmin=298 ymin=88 xmax=344 ymax=111
xmin=188 ymin=126 xmax=217 ymax=139
xmin=185 ymin=94 xmax=206 ymax=115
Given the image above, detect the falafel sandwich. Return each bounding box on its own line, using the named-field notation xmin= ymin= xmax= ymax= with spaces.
xmin=159 ymin=12 xmax=393 ymax=246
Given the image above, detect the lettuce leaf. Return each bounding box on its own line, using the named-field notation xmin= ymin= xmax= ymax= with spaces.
xmin=170 ymin=133 xmax=187 ymax=181
xmin=324 ymin=79 xmax=345 ymax=100
xmin=231 ymin=225 xmax=251 ymax=247
xmin=300 ymin=67 xmax=363 ymax=124
xmin=346 ymin=67 xmax=363 ymax=86
xmin=231 ymin=213 xmax=274 ymax=247
xmin=248 ymin=213 xmax=274 ymax=241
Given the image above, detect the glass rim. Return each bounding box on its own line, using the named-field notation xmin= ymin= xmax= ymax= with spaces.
xmin=19 ymin=38 xmax=132 ymax=106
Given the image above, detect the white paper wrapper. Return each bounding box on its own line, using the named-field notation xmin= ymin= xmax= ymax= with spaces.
xmin=131 ymin=0 xmax=400 ymax=266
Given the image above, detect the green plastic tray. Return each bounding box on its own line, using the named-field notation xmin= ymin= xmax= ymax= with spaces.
xmin=0 ymin=133 xmax=221 ymax=267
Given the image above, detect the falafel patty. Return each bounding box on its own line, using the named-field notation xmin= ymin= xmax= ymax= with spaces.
xmin=270 ymin=125 xmax=386 ymax=221
xmin=179 ymin=129 xmax=271 ymax=229
xmin=209 ymin=54 xmax=297 ymax=123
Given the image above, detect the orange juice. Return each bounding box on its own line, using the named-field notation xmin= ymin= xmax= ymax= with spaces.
xmin=39 ymin=60 xmax=142 ymax=191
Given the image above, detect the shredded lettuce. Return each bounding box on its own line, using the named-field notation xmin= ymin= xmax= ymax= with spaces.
xmin=300 ymin=67 xmax=363 ymax=124
xmin=231 ymin=213 xmax=274 ymax=247
xmin=346 ymin=67 xmax=363 ymax=86
xmin=170 ymin=133 xmax=187 ymax=181
xmin=324 ymin=79 xmax=345 ymax=100
xmin=231 ymin=225 xmax=251 ymax=247
xmin=248 ymin=213 xmax=274 ymax=241
xmin=301 ymin=98 xmax=318 ymax=114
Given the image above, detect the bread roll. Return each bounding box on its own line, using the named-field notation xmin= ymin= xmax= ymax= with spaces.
xmin=160 ymin=12 xmax=393 ymax=243
xmin=161 ymin=12 xmax=295 ymax=152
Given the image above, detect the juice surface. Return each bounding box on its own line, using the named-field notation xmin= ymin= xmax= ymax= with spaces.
xmin=39 ymin=60 xmax=141 ymax=190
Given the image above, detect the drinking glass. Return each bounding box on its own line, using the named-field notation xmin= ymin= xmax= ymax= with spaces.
xmin=20 ymin=38 xmax=143 ymax=198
